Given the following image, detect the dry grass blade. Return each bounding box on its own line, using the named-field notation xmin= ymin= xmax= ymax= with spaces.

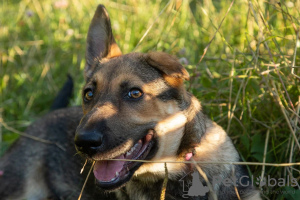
xmin=80 ymin=159 xmax=88 ymax=174
xmin=231 ymin=166 xmax=241 ymax=200
xmin=78 ymin=161 xmax=95 ymax=200
xmin=289 ymin=96 xmax=300 ymax=174
xmin=0 ymin=120 xmax=65 ymax=151
xmin=197 ymin=0 xmax=234 ymax=64
xmin=103 ymin=158 xmax=300 ymax=166
xmin=227 ymin=51 xmax=235 ymax=133
xmin=234 ymin=186 xmax=241 ymax=200
xmin=260 ymin=129 xmax=270 ymax=189
xmin=133 ymin=0 xmax=172 ymax=51
xmin=160 ymin=162 xmax=168 ymax=200
xmin=226 ymin=69 xmax=250 ymax=133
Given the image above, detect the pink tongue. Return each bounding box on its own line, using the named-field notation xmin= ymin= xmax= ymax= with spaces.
xmin=93 ymin=154 xmax=125 ymax=182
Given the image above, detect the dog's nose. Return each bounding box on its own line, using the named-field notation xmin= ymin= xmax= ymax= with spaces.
xmin=74 ymin=129 xmax=103 ymax=155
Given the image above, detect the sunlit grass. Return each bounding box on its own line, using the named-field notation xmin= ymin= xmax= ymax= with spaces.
xmin=1 ymin=0 xmax=299 ymax=199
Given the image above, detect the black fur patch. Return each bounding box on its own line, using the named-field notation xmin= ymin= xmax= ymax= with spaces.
xmin=157 ymin=88 xmax=180 ymax=102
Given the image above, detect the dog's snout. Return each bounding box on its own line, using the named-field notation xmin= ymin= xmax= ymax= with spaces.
xmin=75 ymin=129 xmax=103 ymax=155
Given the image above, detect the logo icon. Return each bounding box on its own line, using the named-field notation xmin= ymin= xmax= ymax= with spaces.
xmin=180 ymin=171 xmax=209 ymax=198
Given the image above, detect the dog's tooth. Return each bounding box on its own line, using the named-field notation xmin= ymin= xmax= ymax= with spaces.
xmin=125 ymin=149 xmax=132 ymax=157
xmin=115 ymin=171 xmax=119 ymax=177
xmin=126 ymin=142 xmax=141 ymax=158
xmin=128 ymin=146 xmax=136 ymax=154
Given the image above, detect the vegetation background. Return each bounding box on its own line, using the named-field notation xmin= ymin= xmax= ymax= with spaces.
xmin=0 ymin=0 xmax=299 ymax=199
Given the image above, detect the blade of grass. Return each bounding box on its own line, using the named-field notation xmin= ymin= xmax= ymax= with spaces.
xmin=133 ymin=0 xmax=172 ymax=51
xmin=197 ymin=0 xmax=235 ymax=64
xmin=78 ymin=161 xmax=95 ymax=200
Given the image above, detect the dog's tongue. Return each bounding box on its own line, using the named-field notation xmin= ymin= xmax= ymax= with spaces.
xmin=93 ymin=154 xmax=125 ymax=182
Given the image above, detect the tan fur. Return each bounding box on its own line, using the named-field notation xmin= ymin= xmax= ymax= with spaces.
xmin=90 ymin=102 xmax=117 ymax=119
xmin=22 ymin=162 xmax=49 ymax=200
xmin=135 ymin=112 xmax=187 ymax=180
xmin=107 ymin=43 xmax=122 ymax=59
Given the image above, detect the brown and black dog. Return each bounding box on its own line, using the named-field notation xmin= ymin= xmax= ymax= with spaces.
xmin=0 ymin=5 xmax=261 ymax=200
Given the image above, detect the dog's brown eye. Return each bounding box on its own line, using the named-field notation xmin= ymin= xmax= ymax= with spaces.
xmin=84 ymin=90 xmax=94 ymax=101
xmin=128 ymin=89 xmax=143 ymax=99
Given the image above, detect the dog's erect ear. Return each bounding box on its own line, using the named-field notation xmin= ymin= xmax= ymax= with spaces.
xmin=85 ymin=5 xmax=122 ymax=79
xmin=144 ymin=52 xmax=189 ymax=87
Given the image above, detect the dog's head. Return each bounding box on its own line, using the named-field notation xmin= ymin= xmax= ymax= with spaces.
xmin=75 ymin=5 xmax=202 ymax=190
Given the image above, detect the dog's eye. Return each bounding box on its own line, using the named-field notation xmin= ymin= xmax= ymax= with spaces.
xmin=84 ymin=89 xmax=94 ymax=101
xmin=127 ymin=89 xmax=143 ymax=99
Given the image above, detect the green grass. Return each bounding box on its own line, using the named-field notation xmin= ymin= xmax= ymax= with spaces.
xmin=1 ymin=0 xmax=299 ymax=199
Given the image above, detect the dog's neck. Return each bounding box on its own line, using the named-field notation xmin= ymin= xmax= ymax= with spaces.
xmin=177 ymin=95 xmax=206 ymax=158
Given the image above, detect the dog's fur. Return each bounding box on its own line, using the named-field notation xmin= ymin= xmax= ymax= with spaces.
xmin=0 ymin=5 xmax=261 ymax=200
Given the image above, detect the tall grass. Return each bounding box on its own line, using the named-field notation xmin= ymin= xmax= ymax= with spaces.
xmin=0 ymin=0 xmax=299 ymax=199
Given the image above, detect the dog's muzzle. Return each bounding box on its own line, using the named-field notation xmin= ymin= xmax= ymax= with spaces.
xmin=74 ymin=127 xmax=155 ymax=190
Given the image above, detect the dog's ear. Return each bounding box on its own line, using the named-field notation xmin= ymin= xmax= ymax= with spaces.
xmin=85 ymin=5 xmax=122 ymax=79
xmin=144 ymin=52 xmax=189 ymax=87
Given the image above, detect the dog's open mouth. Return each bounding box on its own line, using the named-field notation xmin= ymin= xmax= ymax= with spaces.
xmin=93 ymin=130 xmax=154 ymax=190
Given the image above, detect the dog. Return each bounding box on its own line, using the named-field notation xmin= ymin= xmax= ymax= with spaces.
xmin=0 ymin=5 xmax=261 ymax=200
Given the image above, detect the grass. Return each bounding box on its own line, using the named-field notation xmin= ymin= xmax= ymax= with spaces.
xmin=1 ymin=0 xmax=299 ymax=199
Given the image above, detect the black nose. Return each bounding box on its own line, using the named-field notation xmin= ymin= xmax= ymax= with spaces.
xmin=74 ymin=129 xmax=103 ymax=156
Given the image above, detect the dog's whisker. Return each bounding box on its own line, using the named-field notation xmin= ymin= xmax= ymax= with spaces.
xmin=78 ymin=161 xmax=95 ymax=200
xmin=80 ymin=159 xmax=88 ymax=174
